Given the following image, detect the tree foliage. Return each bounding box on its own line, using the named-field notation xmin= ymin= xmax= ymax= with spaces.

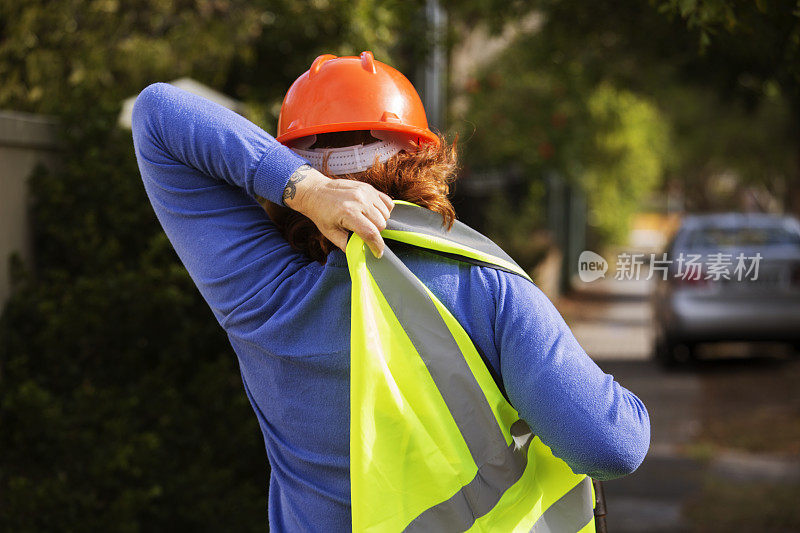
xmin=657 ymin=0 xmax=800 ymax=210
xmin=582 ymin=84 xmax=669 ymax=244
xmin=456 ymin=0 xmax=800 ymax=248
xmin=658 ymin=0 xmax=800 ymax=107
xmin=0 ymin=0 xmax=427 ymax=120
xmin=0 ymin=99 xmax=275 ymax=530
xmin=457 ymin=24 xmax=670 ymax=247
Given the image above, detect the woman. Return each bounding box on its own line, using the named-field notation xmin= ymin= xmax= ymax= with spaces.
xmin=132 ymin=52 xmax=649 ymax=531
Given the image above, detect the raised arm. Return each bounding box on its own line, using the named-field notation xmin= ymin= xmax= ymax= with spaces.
xmin=494 ymin=273 xmax=650 ymax=480
xmin=132 ymin=82 xmax=313 ymax=322
xmin=132 ymin=83 xmax=393 ymax=323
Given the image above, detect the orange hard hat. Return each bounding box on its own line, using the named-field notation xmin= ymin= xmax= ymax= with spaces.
xmin=276 ymin=51 xmax=439 ymax=147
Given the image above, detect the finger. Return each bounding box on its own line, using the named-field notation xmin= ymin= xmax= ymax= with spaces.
xmin=371 ymin=194 xmax=391 ymax=220
xmin=378 ymin=191 xmax=394 ymax=212
xmin=346 ymin=213 xmax=385 ymax=258
xmin=365 ymin=202 xmax=389 ymax=229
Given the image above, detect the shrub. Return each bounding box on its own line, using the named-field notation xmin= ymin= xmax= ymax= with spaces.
xmin=0 ymin=108 xmax=267 ymax=531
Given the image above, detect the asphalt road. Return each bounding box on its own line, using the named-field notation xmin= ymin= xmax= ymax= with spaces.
xmin=561 ymin=276 xmax=800 ymax=532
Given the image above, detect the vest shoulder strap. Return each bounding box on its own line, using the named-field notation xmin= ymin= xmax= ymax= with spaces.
xmin=383 ymin=201 xmax=533 ymax=283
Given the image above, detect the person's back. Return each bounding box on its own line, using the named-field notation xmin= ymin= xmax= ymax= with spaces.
xmin=132 ymin=53 xmax=650 ymax=531
xmin=227 ymin=244 xmax=560 ymax=530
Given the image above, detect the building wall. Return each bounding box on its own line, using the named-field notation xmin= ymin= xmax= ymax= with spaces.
xmin=0 ymin=111 xmax=60 ymax=307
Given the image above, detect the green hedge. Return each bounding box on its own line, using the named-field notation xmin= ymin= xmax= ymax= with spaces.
xmin=0 ymin=109 xmax=267 ymax=531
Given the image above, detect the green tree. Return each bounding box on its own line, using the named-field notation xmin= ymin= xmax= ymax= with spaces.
xmin=657 ymin=0 xmax=800 ymax=212
xmin=455 ymin=0 xmax=799 ymax=252
xmin=583 ymin=84 xmax=670 ymax=244
xmin=532 ymin=0 xmax=798 ymax=212
xmin=456 ymin=24 xmax=670 ymax=248
xmin=1 ymin=106 xmax=270 ymax=531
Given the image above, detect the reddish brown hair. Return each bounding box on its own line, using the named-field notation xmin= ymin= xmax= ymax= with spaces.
xmin=264 ymin=132 xmax=457 ymax=263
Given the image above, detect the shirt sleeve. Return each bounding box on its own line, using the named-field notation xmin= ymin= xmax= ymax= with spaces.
xmin=493 ymin=271 xmax=650 ymax=480
xmin=131 ymin=82 xmax=310 ymax=323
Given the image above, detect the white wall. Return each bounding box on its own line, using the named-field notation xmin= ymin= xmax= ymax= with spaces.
xmin=0 ymin=111 xmax=60 ymax=306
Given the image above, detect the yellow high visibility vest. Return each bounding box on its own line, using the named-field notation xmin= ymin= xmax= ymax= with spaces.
xmin=346 ymin=201 xmax=596 ymax=532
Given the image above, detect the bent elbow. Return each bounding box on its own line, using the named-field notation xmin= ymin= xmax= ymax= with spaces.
xmin=589 ymin=415 xmax=651 ymax=481
xmin=590 ymin=441 xmax=649 ymax=481
xmin=131 ymin=82 xmax=173 ymax=140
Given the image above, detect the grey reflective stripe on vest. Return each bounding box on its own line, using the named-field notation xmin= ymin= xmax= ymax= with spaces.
xmin=412 ymin=474 xmax=595 ymax=533
xmin=385 ymin=202 xmax=520 ymax=268
xmin=364 ymin=246 xmax=529 ymax=530
xmin=364 ymin=246 xmax=513 ymax=465
xmin=405 ymin=421 xmax=532 ymax=532
xmin=530 ymin=477 xmax=594 ymax=533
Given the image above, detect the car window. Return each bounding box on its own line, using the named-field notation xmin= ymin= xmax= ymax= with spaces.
xmin=686 ymin=225 xmax=800 ymax=248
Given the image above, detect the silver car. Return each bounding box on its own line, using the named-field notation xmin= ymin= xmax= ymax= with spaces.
xmin=652 ymin=213 xmax=800 ymax=364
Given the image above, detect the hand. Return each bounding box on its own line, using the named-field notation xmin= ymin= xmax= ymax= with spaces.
xmin=282 ymin=165 xmax=394 ymax=258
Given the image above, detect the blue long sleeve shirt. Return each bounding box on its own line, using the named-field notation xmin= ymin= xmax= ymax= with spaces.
xmin=132 ymin=82 xmax=650 ymax=531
